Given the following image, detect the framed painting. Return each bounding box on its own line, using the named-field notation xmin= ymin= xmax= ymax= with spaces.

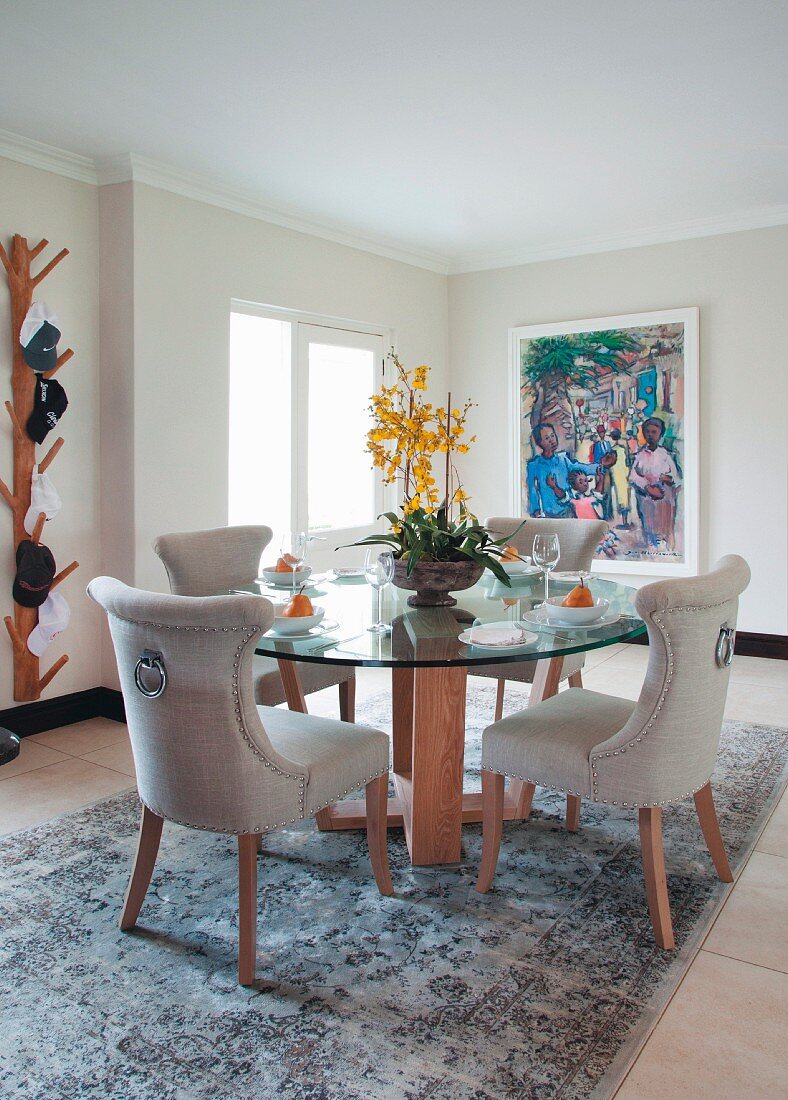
xmin=510 ymin=308 xmax=699 ymax=576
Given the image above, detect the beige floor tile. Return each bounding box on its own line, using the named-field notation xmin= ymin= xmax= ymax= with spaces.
xmin=601 ymin=643 xmax=650 ymax=669
xmin=27 ymin=718 xmax=129 ymax=757
xmin=757 ymin=789 xmax=788 ymax=858
xmin=0 ymin=738 xmax=69 ymax=781
xmin=0 ymin=756 xmax=132 ymax=835
xmin=723 ymin=681 xmax=788 ymax=726
xmin=583 ymin=642 xmax=629 ymax=669
xmin=729 ymin=654 xmax=788 ymax=688
xmin=703 ymin=851 xmax=788 ymax=973
xmin=82 ymin=739 xmax=136 ymax=778
xmin=575 ymin=665 xmax=644 ymax=701
xmin=614 ymin=952 xmax=788 ymax=1099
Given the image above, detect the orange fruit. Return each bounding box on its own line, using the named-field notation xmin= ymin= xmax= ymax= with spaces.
xmin=561 ymin=579 xmax=594 ymax=608
xmin=281 ymin=587 xmax=313 ymax=617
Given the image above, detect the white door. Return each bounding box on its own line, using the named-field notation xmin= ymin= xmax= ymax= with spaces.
xmin=295 ymin=324 xmax=385 ymax=571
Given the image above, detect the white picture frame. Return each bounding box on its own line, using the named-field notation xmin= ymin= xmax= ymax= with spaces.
xmin=510 ymin=307 xmax=699 ymax=576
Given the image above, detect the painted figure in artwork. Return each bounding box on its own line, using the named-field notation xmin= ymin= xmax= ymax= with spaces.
xmin=609 ymin=428 xmax=632 ymax=527
xmin=591 ymin=423 xmax=615 ymax=520
xmin=526 ymin=423 xmax=616 ymax=518
xmin=629 ymin=416 xmax=681 ymax=549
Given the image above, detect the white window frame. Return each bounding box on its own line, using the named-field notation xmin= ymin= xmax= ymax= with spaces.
xmin=230 ymin=300 xmax=397 ymax=537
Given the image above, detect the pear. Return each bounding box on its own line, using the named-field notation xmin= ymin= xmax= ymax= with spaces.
xmin=561 ymin=578 xmax=594 ymax=608
xmin=281 ymin=586 xmax=314 ymax=617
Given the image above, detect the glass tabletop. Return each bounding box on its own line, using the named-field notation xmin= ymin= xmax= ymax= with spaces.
xmin=236 ymin=570 xmax=646 ymax=669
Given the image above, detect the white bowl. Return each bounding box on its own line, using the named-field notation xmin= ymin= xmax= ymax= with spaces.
xmin=542 ymin=595 xmax=610 ymax=626
xmin=260 ymin=565 xmax=312 ymax=587
xmin=270 ymin=605 xmax=325 ymax=635
xmin=500 ymin=557 xmax=533 ymax=576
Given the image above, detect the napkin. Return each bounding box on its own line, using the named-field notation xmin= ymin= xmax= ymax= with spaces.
xmin=470 ymin=626 xmax=526 ymax=647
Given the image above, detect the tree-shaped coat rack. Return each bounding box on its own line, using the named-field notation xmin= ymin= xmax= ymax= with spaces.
xmin=0 ymin=234 xmax=78 ymax=701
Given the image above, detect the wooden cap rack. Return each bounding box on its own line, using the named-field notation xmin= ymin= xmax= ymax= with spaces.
xmin=1 ymin=234 xmax=79 ymax=701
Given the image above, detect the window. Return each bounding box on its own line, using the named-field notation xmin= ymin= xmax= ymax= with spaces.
xmin=229 ymin=306 xmax=387 ymax=567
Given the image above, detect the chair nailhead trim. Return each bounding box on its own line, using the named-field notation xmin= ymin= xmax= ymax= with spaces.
xmin=109 ymin=613 xmax=308 ymax=831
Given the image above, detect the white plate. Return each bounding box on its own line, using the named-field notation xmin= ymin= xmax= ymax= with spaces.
xmin=267 ymin=618 xmax=339 ymax=640
xmin=458 ymin=622 xmax=539 ymax=651
xmin=500 ymin=561 xmax=541 ymax=577
xmin=326 ymin=568 xmax=367 ymax=583
xmin=550 ymin=571 xmax=584 ymax=585
xmin=521 ymin=608 xmax=620 ymax=632
xmin=258 ymin=566 xmax=313 ymax=587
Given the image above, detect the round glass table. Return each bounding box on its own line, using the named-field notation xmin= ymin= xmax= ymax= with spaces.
xmin=237 ymin=571 xmax=646 ymax=866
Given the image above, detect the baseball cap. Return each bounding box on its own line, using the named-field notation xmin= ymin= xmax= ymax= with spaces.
xmin=26 ymin=376 xmax=68 ymax=444
xmin=12 ymin=539 xmax=56 ymax=608
xmin=20 ymin=301 xmax=61 ymax=372
xmin=24 ymin=465 xmax=62 ymax=535
xmin=27 ymin=592 xmax=71 ymax=656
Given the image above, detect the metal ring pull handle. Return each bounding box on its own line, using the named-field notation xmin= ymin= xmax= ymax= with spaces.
xmin=134 ymin=649 xmax=167 ymax=698
xmin=715 ymin=625 xmax=735 ymax=669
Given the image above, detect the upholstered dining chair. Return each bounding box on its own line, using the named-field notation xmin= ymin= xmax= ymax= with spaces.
xmin=88 ymin=577 xmax=392 ymax=985
xmin=476 ymin=517 xmax=608 ymax=722
xmin=153 ymin=525 xmax=357 ymax=720
xmin=476 ymin=555 xmax=750 ymax=950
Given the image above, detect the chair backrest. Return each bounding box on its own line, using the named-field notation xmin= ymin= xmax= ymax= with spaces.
xmin=591 ymin=555 xmax=751 ymax=807
xmin=486 ymin=516 xmax=608 ymax=571
xmin=87 ymin=577 xmax=307 ymax=833
xmin=153 ymin=525 xmax=273 ymax=596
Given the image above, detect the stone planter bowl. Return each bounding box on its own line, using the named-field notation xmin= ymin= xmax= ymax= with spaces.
xmin=392 ymin=557 xmax=484 ymax=607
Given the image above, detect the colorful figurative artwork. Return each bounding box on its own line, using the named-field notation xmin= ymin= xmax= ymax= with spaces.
xmin=512 ymin=309 xmax=698 ymax=575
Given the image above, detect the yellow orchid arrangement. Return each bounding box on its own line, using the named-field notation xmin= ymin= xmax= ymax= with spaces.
xmin=348 ymin=351 xmax=520 ymax=583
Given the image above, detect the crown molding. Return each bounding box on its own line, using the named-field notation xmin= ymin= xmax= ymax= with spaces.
xmin=448 ymin=204 xmax=788 ymax=274
xmin=2 ymin=128 xmax=786 ymax=277
xmin=95 ymin=152 xmax=451 ymax=273
xmin=0 ymin=127 xmax=97 ymax=184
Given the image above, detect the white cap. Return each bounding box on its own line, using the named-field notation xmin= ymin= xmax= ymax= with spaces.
xmin=24 ymin=465 xmax=62 ymax=534
xmin=27 ymin=592 xmax=71 ymax=657
xmin=20 ymin=300 xmax=60 ymax=348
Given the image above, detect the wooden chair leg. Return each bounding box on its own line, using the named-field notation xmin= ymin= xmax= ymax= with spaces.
xmin=638 ymin=807 xmax=675 ymax=950
xmin=509 ymin=779 xmax=536 ymax=820
xmin=339 ymin=675 xmax=356 ymax=723
xmin=237 ymin=834 xmax=259 ymax=985
xmin=365 ymin=773 xmax=393 ymax=896
xmin=568 ymin=670 xmax=583 ymax=688
xmin=476 ymin=771 xmax=505 ymax=893
xmin=694 ymin=782 xmax=733 ymax=882
xmin=565 ymin=794 xmax=581 ymax=832
xmin=494 ymin=679 xmax=505 ymax=721
xmin=119 ymin=805 xmax=164 ymax=931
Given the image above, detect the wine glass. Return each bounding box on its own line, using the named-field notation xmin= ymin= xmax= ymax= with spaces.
xmin=365 ymin=549 xmax=394 ymax=634
xmin=532 ymin=533 xmax=560 ymax=606
xmin=280 ymin=530 xmax=307 ymax=596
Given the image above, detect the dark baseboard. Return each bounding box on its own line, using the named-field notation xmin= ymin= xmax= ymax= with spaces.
xmin=0 ymin=687 xmax=125 ymax=737
xmin=629 ymin=630 xmax=786 ymax=660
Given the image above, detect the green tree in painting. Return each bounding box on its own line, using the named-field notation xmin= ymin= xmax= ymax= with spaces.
xmin=522 ymin=330 xmax=640 ymax=454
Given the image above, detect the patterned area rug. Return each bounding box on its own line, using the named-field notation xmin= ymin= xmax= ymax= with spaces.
xmin=1 ymin=683 xmax=786 ymax=1100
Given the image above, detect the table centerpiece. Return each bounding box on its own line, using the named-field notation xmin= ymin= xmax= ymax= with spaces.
xmin=346 ymin=352 xmax=521 ymax=607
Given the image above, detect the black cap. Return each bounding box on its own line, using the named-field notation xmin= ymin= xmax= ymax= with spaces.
xmin=12 ymin=540 xmax=56 ymax=608
xmin=26 ymin=376 xmax=68 ymax=444
xmin=22 ymin=321 xmax=61 ymax=372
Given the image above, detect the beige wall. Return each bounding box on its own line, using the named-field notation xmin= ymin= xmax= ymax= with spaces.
xmin=1 ymin=152 xmax=785 ymax=714
xmin=129 ymin=182 xmax=449 ymax=592
xmin=0 ymin=158 xmax=102 ymax=708
xmin=448 ymin=226 xmax=788 ymax=634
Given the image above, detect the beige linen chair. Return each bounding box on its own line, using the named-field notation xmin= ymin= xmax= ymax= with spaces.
xmin=476 ymin=517 xmax=609 ymax=722
xmin=153 ymin=525 xmax=357 ymax=720
xmin=88 ymin=576 xmax=392 ymax=985
xmin=475 ymin=555 xmax=750 ymax=949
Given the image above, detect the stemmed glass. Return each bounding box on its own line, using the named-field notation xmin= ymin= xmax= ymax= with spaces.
xmin=280 ymin=530 xmax=307 ymax=596
xmin=532 ymin=533 xmax=560 ymax=607
xmin=365 ymin=549 xmax=394 ymax=634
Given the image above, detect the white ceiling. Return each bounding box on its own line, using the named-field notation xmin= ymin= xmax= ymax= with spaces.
xmin=1 ymin=0 xmax=786 ymax=272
